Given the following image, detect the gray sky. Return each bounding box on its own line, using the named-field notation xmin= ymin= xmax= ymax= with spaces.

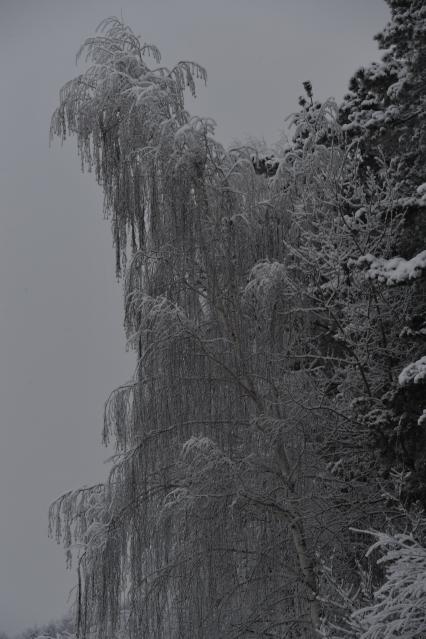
xmin=0 ymin=0 xmax=388 ymax=634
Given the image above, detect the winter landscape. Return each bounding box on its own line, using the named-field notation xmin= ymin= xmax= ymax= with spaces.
xmin=1 ymin=1 xmax=425 ymax=637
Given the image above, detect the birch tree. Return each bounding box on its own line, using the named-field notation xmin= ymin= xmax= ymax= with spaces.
xmin=50 ymin=17 xmax=331 ymax=638
xmin=48 ymin=7 xmax=425 ymax=638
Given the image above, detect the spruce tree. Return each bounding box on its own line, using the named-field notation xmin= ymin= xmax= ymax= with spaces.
xmin=338 ymin=0 xmax=426 ymax=503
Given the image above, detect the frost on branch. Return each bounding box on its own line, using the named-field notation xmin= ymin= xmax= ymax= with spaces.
xmin=48 ymin=5 xmax=426 ymax=637
xmin=50 ymin=16 xmax=208 ymax=277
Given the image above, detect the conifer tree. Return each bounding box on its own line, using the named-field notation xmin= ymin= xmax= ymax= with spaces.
xmin=339 ymin=0 xmax=426 ymax=503
xmin=49 ymin=7 xmax=425 ymax=638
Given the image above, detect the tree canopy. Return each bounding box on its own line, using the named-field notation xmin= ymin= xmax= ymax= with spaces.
xmin=50 ymin=5 xmax=425 ymax=638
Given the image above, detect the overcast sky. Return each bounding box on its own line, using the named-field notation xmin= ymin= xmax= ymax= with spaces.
xmin=0 ymin=0 xmax=389 ymax=634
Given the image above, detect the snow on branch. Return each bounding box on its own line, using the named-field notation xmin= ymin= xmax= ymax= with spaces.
xmin=398 ymin=356 xmax=426 ymax=387
xmin=350 ymin=529 xmax=426 ymax=639
xmin=353 ymin=250 xmax=426 ymax=285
